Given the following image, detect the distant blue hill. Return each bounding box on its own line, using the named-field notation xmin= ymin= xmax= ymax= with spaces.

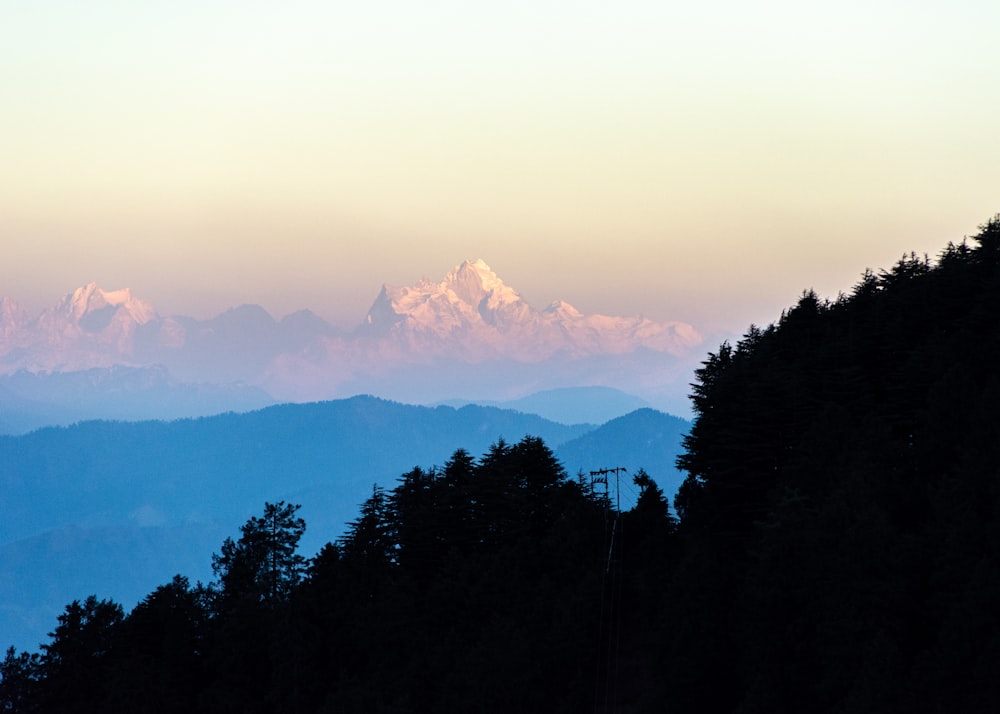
xmin=0 ymin=365 xmax=275 ymax=435
xmin=434 ymin=385 xmax=657 ymax=426
xmin=555 ymin=408 xmax=690 ymax=507
xmin=0 ymin=395 xmax=689 ymax=653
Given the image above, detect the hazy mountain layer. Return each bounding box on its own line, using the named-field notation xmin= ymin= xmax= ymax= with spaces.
xmin=0 ymin=366 xmax=275 ymax=434
xmin=0 ymin=396 xmax=689 ymax=652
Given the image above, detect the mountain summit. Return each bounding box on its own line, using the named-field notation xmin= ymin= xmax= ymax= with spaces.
xmin=442 ymin=259 xmax=515 ymax=306
xmin=1 ymin=283 xmax=159 ymax=372
xmin=361 ymin=259 xmax=700 ymax=361
xmin=51 ymin=283 xmax=156 ymax=328
xmin=364 ymin=259 xmax=532 ymax=340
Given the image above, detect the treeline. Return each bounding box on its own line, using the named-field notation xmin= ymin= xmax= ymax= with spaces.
xmin=4 ymin=217 xmax=1000 ymax=712
xmin=1 ymin=437 xmax=675 ymax=713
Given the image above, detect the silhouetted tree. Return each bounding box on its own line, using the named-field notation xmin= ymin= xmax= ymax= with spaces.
xmin=37 ymin=596 xmax=123 ymax=713
xmin=339 ymin=485 xmax=394 ymax=569
xmin=104 ymin=575 xmax=208 ymax=712
xmin=212 ymin=501 xmax=307 ymax=607
xmin=0 ymin=647 xmax=40 ymax=713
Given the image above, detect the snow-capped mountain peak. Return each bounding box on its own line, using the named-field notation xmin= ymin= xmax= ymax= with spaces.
xmin=59 ymin=282 xmax=157 ymax=325
xmin=441 ymin=259 xmax=521 ymax=309
xmin=365 ymin=259 xmax=527 ymax=335
xmin=357 ymin=259 xmax=702 ymax=365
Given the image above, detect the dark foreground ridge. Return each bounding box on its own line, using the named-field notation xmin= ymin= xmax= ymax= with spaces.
xmin=4 ymin=216 xmax=1000 ymax=713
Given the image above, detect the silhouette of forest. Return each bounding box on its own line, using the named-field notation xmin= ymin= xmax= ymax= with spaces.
xmin=4 ymin=217 xmax=1000 ymax=712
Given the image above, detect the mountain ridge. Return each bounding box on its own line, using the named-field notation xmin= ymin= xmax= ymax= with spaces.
xmin=437 ymin=385 xmax=656 ymax=425
xmin=0 ymin=260 xmax=702 ymax=421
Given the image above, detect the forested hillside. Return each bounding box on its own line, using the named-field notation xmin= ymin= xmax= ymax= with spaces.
xmin=668 ymin=217 xmax=1000 ymax=713
xmin=4 ymin=217 xmax=1000 ymax=713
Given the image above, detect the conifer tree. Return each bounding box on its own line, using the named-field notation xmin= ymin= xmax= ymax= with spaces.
xmin=212 ymin=501 xmax=307 ymax=607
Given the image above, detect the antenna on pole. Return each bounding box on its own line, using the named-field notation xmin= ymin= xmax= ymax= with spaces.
xmin=590 ymin=466 xmax=628 ymax=714
xmin=589 ymin=467 xmax=628 ymax=513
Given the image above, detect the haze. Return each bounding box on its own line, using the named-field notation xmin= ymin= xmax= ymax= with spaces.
xmin=3 ymin=1 xmax=998 ymax=336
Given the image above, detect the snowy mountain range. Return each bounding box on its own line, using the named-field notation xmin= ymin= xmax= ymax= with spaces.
xmin=0 ymin=260 xmax=702 ymax=423
xmin=361 ymin=259 xmax=699 ymax=359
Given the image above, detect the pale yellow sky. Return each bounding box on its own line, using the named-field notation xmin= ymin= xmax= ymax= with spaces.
xmin=2 ymin=0 xmax=998 ymax=336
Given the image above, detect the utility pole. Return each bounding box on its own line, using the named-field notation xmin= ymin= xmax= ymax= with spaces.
xmin=590 ymin=467 xmax=628 ymax=714
xmin=589 ymin=467 xmax=627 ymax=514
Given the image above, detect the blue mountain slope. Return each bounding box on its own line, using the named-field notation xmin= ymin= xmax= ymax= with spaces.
xmin=0 ymin=396 xmax=592 ymax=651
xmin=555 ymin=408 xmax=691 ymax=507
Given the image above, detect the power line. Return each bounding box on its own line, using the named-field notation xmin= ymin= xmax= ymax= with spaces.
xmin=590 ymin=466 xmax=627 ymax=714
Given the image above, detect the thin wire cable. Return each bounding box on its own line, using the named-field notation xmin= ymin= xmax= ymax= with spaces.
xmin=613 ymin=513 xmax=624 ymax=710
xmin=593 ymin=473 xmax=611 ymax=714
xmin=604 ymin=517 xmax=617 ymax=714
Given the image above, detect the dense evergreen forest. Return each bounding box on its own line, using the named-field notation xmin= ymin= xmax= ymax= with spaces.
xmin=3 ymin=217 xmax=1000 ymax=712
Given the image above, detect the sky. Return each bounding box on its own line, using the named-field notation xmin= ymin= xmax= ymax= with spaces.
xmin=3 ymin=0 xmax=999 ymax=339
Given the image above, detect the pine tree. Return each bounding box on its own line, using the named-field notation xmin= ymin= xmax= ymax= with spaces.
xmin=212 ymin=501 xmax=307 ymax=607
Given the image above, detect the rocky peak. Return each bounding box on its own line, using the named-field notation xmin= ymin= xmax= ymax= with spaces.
xmin=55 ymin=283 xmax=157 ymax=327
